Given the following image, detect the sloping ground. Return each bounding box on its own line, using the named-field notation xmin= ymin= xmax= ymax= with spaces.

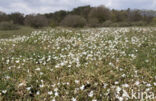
xmin=0 ymin=27 xmax=156 ymax=101
xmin=0 ymin=27 xmax=35 ymax=39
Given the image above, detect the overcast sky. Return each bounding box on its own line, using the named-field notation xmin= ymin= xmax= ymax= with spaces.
xmin=0 ymin=0 xmax=156 ymax=14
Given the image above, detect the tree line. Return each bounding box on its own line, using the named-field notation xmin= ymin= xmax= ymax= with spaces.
xmin=0 ymin=5 xmax=156 ymax=30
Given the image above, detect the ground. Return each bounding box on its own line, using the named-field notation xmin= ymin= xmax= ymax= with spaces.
xmin=0 ymin=27 xmax=156 ymax=101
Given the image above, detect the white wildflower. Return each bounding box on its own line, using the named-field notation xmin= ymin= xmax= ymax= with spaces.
xmin=35 ymin=68 xmax=40 ymax=71
xmin=48 ymin=91 xmax=53 ymax=95
xmin=26 ymin=87 xmax=31 ymax=91
xmin=121 ymin=74 xmax=126 ymax=78
xmin=18 ymin=82 xmax=25 ymax=87
xmin=51 ymin=98 xmax=55 ymax=101
xmin=71 ymin=97 xmax=77 ymax=101
xmin=122 ymin=89 xmax=130 ymax=98
xmin=154 ymin=82 xmax=156 ymax=86
xmin=74 ymin=80 xmax=79 ymax=84
xmin=122 ymin=84 xmax=129 ymax=88
xmin=5 ymin=76 xmax=10 ymax=79
xmin=135 ymin=81 xmax=140 ymax=86
xmin=146 ymin=83 xmax=151 ymax=87
xmin=103 ymin=83 xmax=108 ymax=88
xmin=2 ymin=90 xmax=7 ymax=94
xmin=115 ymin=81 xmax=119 ymax=85
xmin=80 ymin=85 xmax=85 ymax=90
xmin=88 ymin=91 xmax=94 ymax=97
xmin=36 ymin=91 xmax=40 ymax=95
xmin=54 ymin=88 xmax=58 ymax=92
xmin=116 ymin=86 xmax=121 ymax=94
xmin=40 ymin=72 xmax=43 ymax=75
xmin=16 ymin=60 xmax=20 ymax=63
xmin=40 ymin=84 xmax=44 ymax=88
xmin=55 ymin=92 xmax=59 ymax=96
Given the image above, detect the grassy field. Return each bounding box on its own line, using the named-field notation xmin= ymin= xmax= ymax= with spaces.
xmin=0 ymin=27 xmax=156 ymax=101
xmin=0 ymin=26 xmax=48 ymax=39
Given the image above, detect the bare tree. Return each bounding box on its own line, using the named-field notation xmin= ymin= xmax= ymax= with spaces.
xmin=24 ymin=14 xmax=48 ymax=28
xmin=60 ymin=15 xmax=86 ymax=27
xmin=89 ymin=5 xmax=111 ymax=23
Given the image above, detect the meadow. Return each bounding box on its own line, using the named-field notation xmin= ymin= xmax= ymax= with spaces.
xmin=0 ymin=27 xmax=156 ymax=101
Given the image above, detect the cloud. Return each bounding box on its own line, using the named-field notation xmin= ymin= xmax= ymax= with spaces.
xmin=0 ymin=0 xmax=155 ymax=14
xmin=110 ymin=0 xmax=156 ymax=9
xmin=9 ymin=2 xmax=32 ymax=14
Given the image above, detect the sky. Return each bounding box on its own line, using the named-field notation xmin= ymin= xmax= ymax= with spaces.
xmin=0 ymin=0 xmax=156 ymax=14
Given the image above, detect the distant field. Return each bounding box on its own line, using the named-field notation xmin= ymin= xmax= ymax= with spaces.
xmin=0 ymin=27 xmax=156 ymax=101
xmin=0 ymin=26 xmax=48 ymax=39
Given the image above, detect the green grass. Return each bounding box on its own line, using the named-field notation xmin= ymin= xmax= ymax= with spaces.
xmin=0 ymin=26 xmax=48 ymax=39
xmin=0 ymin=27 xmax=155 ymax=101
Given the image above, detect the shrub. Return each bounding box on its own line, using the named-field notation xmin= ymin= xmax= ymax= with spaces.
xmin=49 ymin=20 xmax=57 ymax=28
xmin=152 ymin=17 xmax=156 ymax=26
xmin=88 ymin=5 xmax=111 ymax=23
xmin=103 ymin=21 xmax=146 ymax=27
xmin=24 ymin=15 xmax=48 ymax=28
xmin=129 ymin=21 xmax=146 ymax=26
xmin=9 ymin=12 xmax=24 ymax=25
xmin=134 ymin=21 xmax=146 ymax=26
xmin=60 ymin=15 xmax=86 ymax=27
xmin=88 ymin=18 xmax=99 ymax=27
xmin=152 ymin=17 xmax=156 ymax=23
xmin=0 ymin=21 xmax=19 ymax=30
xmin=102 ymin=20 xmax=113 ymax=27
xmin=0 ymin=12 xmax=9 ymax=23
xmin=116 ymin=22 xmax=132 ymax=27
xmin=110 ymin=23 xmax=119 ymax=27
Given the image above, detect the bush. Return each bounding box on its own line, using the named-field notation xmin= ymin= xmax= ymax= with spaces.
xmin=110 ymin=23 xmax=119 ymax=27
xmin=103 ymin=21 xmax=146 ymax=27
xmin=88 ymin=5 xmax=110 ymax=23
xmin=133 ymin=21 xmax=146 ymax=26
xmin=102 ymin=20 xmax=112 ymax=27
xmin=9 ymin=13 xmax=24 ymax=25
xmin=24 ymin=15 xmax=48 ymax=28
xmin=49 ymin=20 xmax=57 ymax=28
xmin=0 ymin=21 xmax=19 ymax=30
xmin=152 ymin=17 xmax=156 ymax=26
xmin=88 ymin=18 xmax=99 ymax=27
xmin=60 ymin=15 xmax=86 ymax=27
xmin=115 ymin=22 xmax=132 ymax=27
xmin=127 ymin=21 xmax=146 ymax=26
